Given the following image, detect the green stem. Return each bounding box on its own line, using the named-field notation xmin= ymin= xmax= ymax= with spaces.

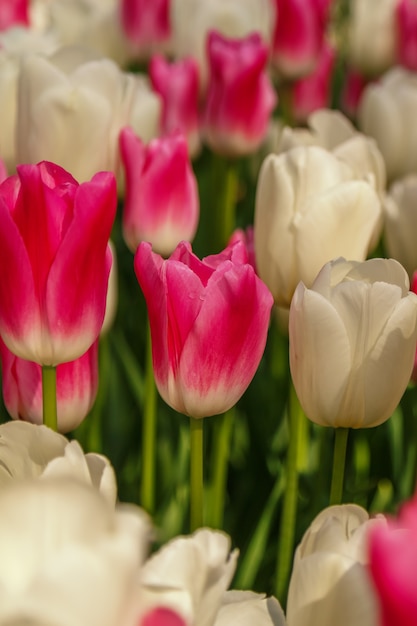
xmin=276 ymin=380 xmax=302 ymax=602
xmin=208 ymin=409 xmax=234 ymax=528
xmin=42 ymin=365 xmax=58 ymax=432
xmin=211 ymin=155 xmax=239 ymax=252
xmin=190 ymin=416 xmax=204 ymax=531
xmin=141 ymin=319 xmax=157 ymax=514
xmin=329 ymin=428 xmax=349 ymax=505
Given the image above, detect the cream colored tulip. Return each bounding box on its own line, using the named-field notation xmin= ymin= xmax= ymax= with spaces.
xmin=358 ymin=67 xmax=417 ymax=183
xmin=254 ymin=146 xmax=381 ymax=307
xmin=0 ymin=421 xmax=117 ymax=505
xmin=286 ymin=504 xmax=383 ymax=626
xmin=347 ymin=0 xmax=397 ymax=76
xmin=384 ymin=175 xmax=417 ymax=278
xmin=0 ymin=477 xmax=151 ymax=626
xmin=140 ymin=528 xmax=285 ymax=626
xmin=289 ymin=258 xmax=417 ymax=428
xmin=16 ymin=46 xmax=161 ymax=183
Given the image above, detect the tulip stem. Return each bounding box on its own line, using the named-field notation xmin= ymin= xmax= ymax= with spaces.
xmin=190 ymin=416 xmax=204 ymax=531
xmin=208 ymin=408 xmax=234 ymax=528
xmin=42 ymin=365 xmax=58 ymax=432
xmin=141 ymin=318 xmax=157 ymax=514
xmin=211 ymin=154 xmax=238 ymax=251
xmin=276 ymin=380 xmax=302 ymax=602
xmin=329 ymin=427 xmax=349 ymax=505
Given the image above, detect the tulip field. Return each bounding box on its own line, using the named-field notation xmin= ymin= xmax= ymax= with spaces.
xmin=1 ymin=0 xmax=417 ymax=625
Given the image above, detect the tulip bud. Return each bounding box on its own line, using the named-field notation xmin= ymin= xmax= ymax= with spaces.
xmin=254 ymin=145 xmax=382 ymax=307
xmin=287 ymin=504 xmax=382 ymax=626
xmin=0 ymin=338 xmax=99 ymax=434
xmin=201 ymin=31 xmax=277 ymax=157
xmin=289 ymin=257 xmax=417 ymax=428
xmin=396 ymin=0 xmax=417 ymax=72
xmin=369 ymin=489 xmax=417 ymax=626
xmin=120 ymin=128 xmax=199 ymax=257
xmin=149 ymin=54 xmax=201 ymax=158
xmin=292 ymin=42 xmax=336 ymax=123
xmin=119 ymin=0 xmax=171 ymax=59
xmin=134 ymin=240 xmax=273 ymax=417
xmin=0 ymin=161 xmax=116 ymax=365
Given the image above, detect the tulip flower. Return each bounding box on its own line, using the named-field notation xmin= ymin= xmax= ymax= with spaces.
xmin=0 ymin=161 xmax=116 ymax=365
xmin=292 ymin=42 xmax=336 ymax=123
xmin=286 ymin=504 xmax=382 ymax=626
xmin=254 ymin=145 xmax=382 ymax=307
xmin=369 ymin=489 xmax=417 ymax=626
xmin=0 ymin=421 xmax=117 ymax=505
xmin=149 ymin=54 xmax=201 ymax=157
xmin=384 ymin=175 xmax=417 ymax=278
xmin=140 ymin=528 xmax=285 ymax=626
xmin=289 ymin=257 xmax=417 ymax=428
xmin=0 ymin=338 xmax=99 ymax=434
xmin=0 ymin=0 xmax=29 ymax=30
xmin=120 ymin=128 xmax=199 ymax=257
xmin=347 ymin=0 xmax=397 ymax=76
xmin=201 ymin=31 xmax=277 ymax=157
xmin=358 ymin=67 xmax=417 ymax=182
xmin=134 ymin=240 xmax=273 ymax=417
xmin=0 ymin=477 xmax=151 ymax=626
xmin=170 ymin=0 xmax=275 ymax=91
xmin=271 ymin=0 xmax=332 ymax=78
xmin=396 ymin=0 xmax=417 ymax=72
xmin=119 ymin=0 xmax=171 ymax=57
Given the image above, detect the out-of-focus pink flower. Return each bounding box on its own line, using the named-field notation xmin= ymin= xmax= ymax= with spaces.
xmin=410 ymin=271 xmax=417 ymax=383
xmin=119 ymin=0 xmax=171 ymax=57
xmin=141 ymin=607 xmax=187 ymax=626
xmin=292 ymin=41 xmax=336 ymax=122
xmin=201 ymin=30 xmax=277 ymax=157
xmin=271 ymin=0 xmax=332 ymax=78
xmin=340 ymin=67 xmax=371 ymax=118
xmin=0 ymin=0 xmax=29 ymax=30
xmin=0 ymin=161 xmax=116 ymax=366
xmin=228 ymin=226 xmax=256 ymax=271
xmin=0 ymin=338 xmax=99 ymax=434
xmin=396 ymin=0 xmax=417 ymax=72
xmin=120 ymin=127 xmax=199 ymax=257
xmin=149 ymin=54 xmax=201 ymax=158
xmin=134 ymin=240 xmax=273 ymax=417
xmin=369 ymin=488 xmax=417 ymax=626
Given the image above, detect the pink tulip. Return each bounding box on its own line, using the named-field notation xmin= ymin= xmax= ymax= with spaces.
xmin=292 ymin=42 xmax=336 ymax=122
xmin=0 ymin=338 xmax=99 ymax=434
xmin=119 ymin=0 xmax=171 ymax=56
xmin=0 ymin=0 xmax=29 ymax=31
xmin=120 ymin=128 xmax=199 ymax=257
xmin=149 ymin=55 xmax=201 ymax=158
xmin=228 ymin=226 xmax=256 ymax=271
xmin=0 ymin=161 xmax=116 ymax=366
xmin=271 ymin=0 xmax=332 ymax=78
xmin=201 ymin=31 xmax=277 ymax=157
xmin=369 ymin=489 xmax=417 ymax=626
xmin=340 ymin=67 xmax=370 ymax=118
xmin=396 ymin=0 xmax=417 ymax=72
xmin=134 ymin=240 xmax=273 ymax=417
xmin=141 ymin=607 xmax=186 ymax=626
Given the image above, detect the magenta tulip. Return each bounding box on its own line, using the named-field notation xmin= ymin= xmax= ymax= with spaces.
xmin=201 ymin=31 xmax=277 ymax=157
xmin=134 ymin=240 xmax=273 ymax=417
xmin=0 ymin=0 xmax=29 ymax=30
xmin=119 ymin=0 xmax=171 ymax=56
xmin=369 ymin=490 xmax=417 ymax=626
xmin=149 ymin=55 xmax=201 ymax=158
xmin=120 ymin=128 xmax=199 ymax=256
xmin=396 ymin=0 xmax=417 ymax=72
xmin=0 ymin=338 xmax=99 ymax=433
xmin=292 ymin=42 xmax=336 ymax=122
xmin=0 ymin=161 xmax=116 ymax=365
xmin=271 ymin=0 xmax=332 ymax=78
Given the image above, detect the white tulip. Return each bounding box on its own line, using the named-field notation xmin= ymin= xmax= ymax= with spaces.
xmin=347 ymin=0 xmax=397 ymax=76
xmin=0 ymin=477 xmax=151 ymax=626
xmin=254 ymin=146 xmax=381 ymax=307
xmin=286 ymin=504 xmax=383 ymax=626
xmin=289 ymin=257 xmax=417 ymax=428
xmin=358 ymin=67 xmax=417 ymax=183
xmin=0 ymin=421 xmax=117 ymax=505
xmin=384 ymin=175 xmax=417 ymax=278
